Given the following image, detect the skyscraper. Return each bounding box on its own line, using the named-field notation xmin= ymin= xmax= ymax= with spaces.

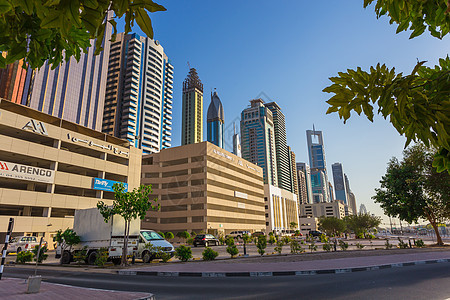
xmin=0 ymin=59 xmax=27 ymax=104
xmin=345 ymin=173 xmax=357 ymax=214
xmin=207 ymin=90 xmax=224 ymax=148
xmin=241 ymin=99 xmax=277 ymax=186
xmin=182 ymin=68 xmax=203 ymax=145
xmin=24 ymin=18 xmax=112 ymax=131
xmin=296 ymin=162 xmax=313 ymax=204
xmin=102 ymin=33 xmax=173 ymax=154
xmin=232 ymin=123 xmax=241 ymax=157
xmin=289 ymin=146 xmax=299 ymax=198
xmin=360 ymin=204 xmax=367 ymax=214
xmin=332 ymin=162 xmax=348 ymax=204
xmin=265 ymin=102 xmax=291 ymax=192
xmin=306 ymin=127 xmax=330 ymax=202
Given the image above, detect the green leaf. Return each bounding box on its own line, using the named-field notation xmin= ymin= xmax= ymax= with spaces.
xmin=0 ymin=1 xmax=13 ymax=14
xmin=83 ymin=0 xmax=98 ymax=9
xmin=41 ymin=10 xmax=63 ymax=28
xmin=135 ymin=7 xmax=153 ymax=38
xmin=15 ymin=0 xmax=34 ymax=14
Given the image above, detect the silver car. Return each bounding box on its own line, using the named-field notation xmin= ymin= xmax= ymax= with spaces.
xmin=7 ymin=236 xmax=44 ymax=253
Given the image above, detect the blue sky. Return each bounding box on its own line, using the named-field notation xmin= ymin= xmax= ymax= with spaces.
xmin=119 ymin=1 xmax=449 ymax=226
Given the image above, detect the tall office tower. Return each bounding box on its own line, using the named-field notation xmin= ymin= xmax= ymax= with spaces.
xmin=344 ymin=173 xmax=357 ymax=214
xmin=102 ymin=33 xmax=173 ymax=153
xmin=181 ymin=68 xmax=203 ymax=145
xmin=207 ymin=90 xmax=224 ymax=148
xmin=24 ymin=16 xmax=112 ymax=131
xmin=296 ymin=162 xmax=313 ymax=204
xmin=359 ymin=204 xmax=367 ymax=214
xmin=265 ymin=102 xmax=291 ymax=192
xmin=328 ymin=182 xmax=334 ymax=201
xmin=241 ymin=99 xmax=278 ymax=186
xmin=306 ymin=127 xmax=330 ymax=202
xmin=232 ymin=123 xmax=241 ymax=157
xmin=288 ymin=147 xmax=299 ymax=197
xmin=332 ymin=163 xmax=348 ymax=204
xmin=0 ymin=59 xmax=27 ymax=104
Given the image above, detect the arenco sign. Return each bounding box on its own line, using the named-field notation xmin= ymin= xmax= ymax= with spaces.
xmin=0 ymin=160 xmax=55 ymax=184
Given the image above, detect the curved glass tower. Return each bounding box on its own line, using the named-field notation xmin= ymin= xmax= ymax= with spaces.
xmin=207 ymin=90 xmax=224 ymax=148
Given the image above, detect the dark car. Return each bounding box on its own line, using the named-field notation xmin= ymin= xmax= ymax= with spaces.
xmin=251 ymin=231 xmax=265 ymax=237
xmin=193 ymin=234 xmax=219 ymax=247
xmin=308 ymin=230 xmax=323 ymax=237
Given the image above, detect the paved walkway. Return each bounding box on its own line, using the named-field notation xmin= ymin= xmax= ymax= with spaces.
xmin=120 ymin=250 xmax=450 ymax=276
xmin=0 ymin=278 xmax=154 ymax=299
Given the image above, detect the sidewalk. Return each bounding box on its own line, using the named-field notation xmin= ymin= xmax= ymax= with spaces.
xmin=0 ymin=277 xmax=154 ymax=299
xmin=119 ymin=249 xmax=450 ymax=277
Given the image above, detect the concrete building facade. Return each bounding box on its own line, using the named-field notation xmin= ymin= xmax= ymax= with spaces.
xmin=102 ymin=33 xmax=174 ymax=154
xmin=0 ymin=99 xmax=142 ymax=242
xmin=0 ymin=59 xmax=28 ymax=104
xmin=299 ymin=200 xmax=346 ymax=219
xmin=296 ymin=162 xmax=313 ymax=204
xmin=140 ymin=142 xmax=266 ymax=235
xmin=264 ymin=184 xmax=299 ymax=234
xmin=181 ymin=68 xmax=203 ymax=145
xmin=288 ymin=147 xmax=299 ymax=200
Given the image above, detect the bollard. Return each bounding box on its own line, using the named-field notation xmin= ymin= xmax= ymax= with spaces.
xmin=0 ymin=218 xmax=14 ymax=280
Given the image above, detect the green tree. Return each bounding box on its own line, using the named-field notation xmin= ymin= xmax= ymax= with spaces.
xmin=373 ymin=144 xmax=450 ymax=245
xmin=97 ymin=183 xmax=158 ymax=266
xmin=0 ymin=0 xmax=166 ymax=70
xmin=323 ymin=1 xmax=450 ymax=173
xmin=176 ymin=231 xmax=190 ymax=243
xmin=165 ymin=232 xmax=174 ymax=241
xmin=318 ymin=217 xmax=347 ymax=237
xmin=256 ymin=235 xmax=267 ymax=256
xmin=55 ymin=228 xmax=80 ymax=264
xmin=344 ymin=213 xmax=381 ymax=238
xmin=289 ymin=222 xmax=298 ymax=230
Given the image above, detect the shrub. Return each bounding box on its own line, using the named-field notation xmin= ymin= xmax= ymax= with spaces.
xmin=202 ymin=247 xmax=219 ymax=261
xmin=145 ymin=244 xmax=172 ymax=262
xmin=290 ymin=239 xmax=304 ymax=254
xmin=32 ymin=245 xmax=48 ymax=263
xmin=225 ymin=236 xmax=235 ymax=246
xmin=366 ymin=234 xmax=375 ymax=239
xmin=268 ymin=235 xmax=276 ymax=245
xmin=282 ymin=236 xmax=291 ymax=244
xmin=322 ymin=242 xmax=332 ymax=252
xmin=242 ymin=233 xmax=252 ymax=244
xmin=355 ymin=242 xmax=365 ymax=250
xmin=218 ymin=235 xmax=226 ymax=245
xmin=357 ymin=233 xmax=364 ymax=239
xmin=339 ymin=240 xmax=349 ymax=251
xmin=94 ymin=247 xmax=109 ymax=267
xmin=165 ymin=232 xmax=174 ymax=240
xmin=320 ymin=234 xmax=328 ymax=243
xmin=385 ymin=239 xmax=393 ymax=249
xmin=73 ymin=246 xmax=88 ymax=264
xmin=397 ymin=238 xmax=409 ymax=249
xmin=186 ymin=237 xmax=194 ymax=245
xmin=157 ymin=232 xmax=165 ymax=239
xmin=256 ymin=235 xmax=267 ymax=256
xmin=415 ymin=239 xmax=425 ymax=248
xmin=176 ymin=231 xmax=191 ymax=242
xmin=16 ymin=251 xmax=33 ymax=263
xmin=175 ymin=245 xmax=192 ymax=262
xmin=226 ymin=245 xmax=239 ymax=258
xmin=274 ymin=240 xmax=284 ymax=254
xmin=190 ymin=231 xmax=197 ymax=238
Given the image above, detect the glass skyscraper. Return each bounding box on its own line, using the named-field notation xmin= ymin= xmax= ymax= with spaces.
xmin=207 ymin=90 xmax=224 ymax=148
xmin=332 ymin=162 xmax=348 ymax=204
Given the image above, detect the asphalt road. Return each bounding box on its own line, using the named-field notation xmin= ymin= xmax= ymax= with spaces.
xmin=4 ymin=262 xmax=450 ymax=299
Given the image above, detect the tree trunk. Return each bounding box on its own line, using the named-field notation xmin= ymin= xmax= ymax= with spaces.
xmin=121 ymin=220 xmax=128 ymax=266
xmin=424 ymin=209 xmax=444 ymax=246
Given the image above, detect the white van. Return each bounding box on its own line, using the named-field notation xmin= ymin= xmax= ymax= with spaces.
xmin=137 ymin=230 xmax=175 ymax=263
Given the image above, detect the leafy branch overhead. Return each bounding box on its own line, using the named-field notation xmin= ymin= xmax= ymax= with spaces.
xmin=0 ymin=0 xmax=166 ymax=70
xmin=363 ymin=0 xmax=450 ymax=39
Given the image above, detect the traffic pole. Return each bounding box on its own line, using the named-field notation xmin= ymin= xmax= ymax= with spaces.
xmin=0 ymin=218 xmax=14 ymax=280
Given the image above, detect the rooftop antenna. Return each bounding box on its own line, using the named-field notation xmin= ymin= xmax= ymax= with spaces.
xmin=233 ymin=122 xmax=236 ymax=135
xmin=187 ymin=61 xmax=191 ymax=70
xmin=313 ymin=124 xmax=316 ymax=135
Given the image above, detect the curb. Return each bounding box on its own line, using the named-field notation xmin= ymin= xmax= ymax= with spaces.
xmin=117 ymin=258 xmax=450 ymax=277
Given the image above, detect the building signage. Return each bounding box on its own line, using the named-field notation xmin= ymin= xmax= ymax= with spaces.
xmin=68 ymin=133 xmax=129 ymax=157
xmin=0 ymin=160 xmax=55 ymax=183
xmin=92 ymin=178 xmax=128 ymax=192
xmin=234 ymin=191 xmax=248 ymax=199
xmin=212 ymin=148 xmax=260 ymax=173
xmin=22 ymin=119 xmax=48 ymax=135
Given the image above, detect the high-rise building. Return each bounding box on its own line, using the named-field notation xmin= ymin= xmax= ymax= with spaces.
xmin=102 ymin=33 xmax=173 ymax=154
xmin=344 ymin=173 xmax=357 ymax=214
xmin=288 ymin=147 xmax=299 ymax=198
xmin=265 ymin=102 xmax=291 ymax=192
xmin=181 ymin=68 xmax=203 ymax=145
xmin=297 ymin=162 xmax=313 ymax=204
xmin=24 ymin=17 xmax=112 ymax=131
xmin=0 ymin=59 xmax=27 ymax=104
xmin=241 ymin=99 xmax=277 ymax=186
xmin=328 ymin=182 xmax=334 ymax=201
xmin=360 ymin=204 xmax=367 ymax=214
xmin=332 ymin=163 xmax=348 ymax=204
xmin=207 ymin=90 xmax=224 ymax=148
xmin=232 ymin=123 xmax=241 ymax=157
xmin=306 ymin=127 xmax=330 ymax=202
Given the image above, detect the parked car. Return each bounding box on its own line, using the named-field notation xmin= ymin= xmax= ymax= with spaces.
xmin=227 ymin=231 xmax=250 ymax=239
xmin=7 ymin=236 xmax=45 ymax=254
xmin=251 ymin=231 xmax=265 ymax=237
xmin=308 ymin=230 xmax=323 ymax=237
xmin=138 ymin=230 xmax=175 ymax=263
xmin=193 ymin=234 xmax=219 ymax=247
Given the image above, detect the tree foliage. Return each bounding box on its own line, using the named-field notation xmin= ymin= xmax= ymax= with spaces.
xmin=324 ymin=1 xmax=450 ymax=173
xmin=318 ymin=217 xmax=347 ymax=237
xmin=97 ymin=183 xmax=158 ymax=265
xmin=0 ymin=0 xmax=166 ymax=70
xmin=373 ymin=144 xmax=450 ymax=245
xmin=344 ymin=213 xmax=381 ymax=237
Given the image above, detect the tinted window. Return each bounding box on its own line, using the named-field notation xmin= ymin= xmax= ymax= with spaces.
xmin=196 ymin=235 xmax=205 ymax=239
xmin=141 ymin=231 xmax=164 ymax=241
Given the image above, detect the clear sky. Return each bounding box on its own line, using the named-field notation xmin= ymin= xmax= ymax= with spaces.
xmin=119 ymin=1 xmax=449 ymax=226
